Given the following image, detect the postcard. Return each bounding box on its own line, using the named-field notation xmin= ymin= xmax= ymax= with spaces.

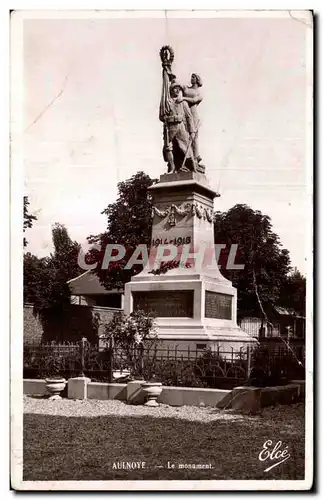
xmin=11 ymin=9 xmax=313 ymax=491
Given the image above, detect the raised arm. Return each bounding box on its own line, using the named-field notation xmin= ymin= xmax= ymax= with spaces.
xmin=182 ymin=85 xmax=203 ymax=105
xmin=183 ymin=93 xmax=203 ymax=105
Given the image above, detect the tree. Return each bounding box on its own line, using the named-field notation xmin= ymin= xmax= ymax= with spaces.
xmin=87 ymin=171 xmax=156 ymax=290
xmin=24 ymin=224 xmax=82 ymax=317
xmin=213 ymin=204 xmax=292 ymax=319
xmin=23 ymin=196 xmax=37 ymax=247
xmin=23 ymin=252 xmax=48 ymax=304
xmin=50 ymin=223 xmax=81 ymax=285
xmin=279 ymin=268 xmax=306 ymax=317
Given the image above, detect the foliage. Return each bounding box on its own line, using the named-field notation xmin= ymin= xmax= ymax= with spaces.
xmin=114 ymin=345 xmax=249 ymax=389
xmin=214 ymin=204 xmax=292 ymax=319
xmin=87 ymin=171 xmax=156 ymax=290
xmin=193 ymin=348 xmax=248 ymax=389
xmin=103 ymin=310 xmax=158 ymax=378
xmin=23 ymin=345 xmax=78 ymax=379
xmin=23 ymin=342 xmax=114 ymax=380
xmin=104 ymin=310 xmax=157 ymax=349
xmin=279 ymin=268 xmax=306 ymax=317
xmin=23 ymin=253 xmax=48 ymax=305
xmin=23 ymin=196 xmax=37 ymax=247
xmin=248 ymin=342 xmax=305 ymax=387
xmin=141 ymin=358 xmax=206 ymax=387
xmin=24 ymin=224 xmax=82 ymax=325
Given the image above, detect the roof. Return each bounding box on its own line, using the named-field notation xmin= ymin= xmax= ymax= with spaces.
xmin=273 ymin=306 xmax=305 ymax=319
xmin=67 ymin=270 xmax=123 ymax=295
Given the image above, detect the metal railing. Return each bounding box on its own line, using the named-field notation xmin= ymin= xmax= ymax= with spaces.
xmin=23 ymin=339 xmax=305 ymax=390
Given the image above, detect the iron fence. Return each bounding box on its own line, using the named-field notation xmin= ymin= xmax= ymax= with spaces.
xmin=23 ymin=340 xmax=113 ymax=382
xmin=23 ymin=339 xmax=305 ymax=390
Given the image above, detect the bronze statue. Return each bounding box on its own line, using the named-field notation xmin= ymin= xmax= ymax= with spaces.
xmin=159 ymin=46 xmax=205 ymax=174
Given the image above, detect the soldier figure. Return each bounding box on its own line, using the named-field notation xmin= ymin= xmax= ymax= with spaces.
xmin=161 ymin=82 xmax=197 ymax=173
xmin=159 ymin=46 xmax=203 ymax=174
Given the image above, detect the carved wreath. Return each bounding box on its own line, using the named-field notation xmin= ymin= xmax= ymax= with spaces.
xmin=159 ymin=45 xmax=175 ymax=66
xmin=152 ymin=206 xmax=170 ymax=218
xmin=173 ymin=204 xmax=190 ymax=216
xmin=191 ymin=203 xmax=203 ymax=219
xmin=152 ymin=203 xmax=214 ymax=224
xmin=204 ymin=209 xmax=213 ymax=223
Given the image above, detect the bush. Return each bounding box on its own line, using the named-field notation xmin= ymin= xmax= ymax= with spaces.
xmin=141 ymin=358 xmax=206 ymax=387
xmin=248 ymin=343 xmax=305 ymax=387
xmin=102 ymin=310 xmax=157 ymax=378
xmin=193 ymin=349 xmax=248 ymax=390
xmin=23 ymin=343 xmax=115 ymax=382
xmin=128 ymin=348 xmax=248 ymax=389
xmin=23 ymin=345 xmax=81 ymax=379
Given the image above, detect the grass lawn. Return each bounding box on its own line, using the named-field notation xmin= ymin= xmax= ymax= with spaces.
xmin=23 ymin=403 xmax=305 ymax=481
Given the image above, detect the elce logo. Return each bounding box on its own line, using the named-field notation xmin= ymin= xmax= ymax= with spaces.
xmin=258 ymin=440 xmax=291 ymax=472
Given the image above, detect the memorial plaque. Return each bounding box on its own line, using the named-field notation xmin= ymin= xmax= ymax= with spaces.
xmin=205 ymin=291 xmax=232 ymax=320
xmin=133 ymin=290 xmax=194 ymax=317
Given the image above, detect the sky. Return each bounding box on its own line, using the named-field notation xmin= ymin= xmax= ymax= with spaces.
xmin=23 ymin=12 xmax=311 ymax=274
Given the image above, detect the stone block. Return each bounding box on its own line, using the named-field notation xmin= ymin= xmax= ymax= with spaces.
xmin=67 ymin=377 xmax=91 ymax=400
xmin=159 ymin=386 xmax=229 ymax=407
xmin=23 ymin=379 xmax=48 ymax=396
xmin=87 ymin=382 xmax=127 ymax=401
xmin=217 ymin=386 xmax=261 ymax=413
xmin=260 ymin=384 xmax=299 ymax=406
xmin=127 ymin=380 xmax=146 ymax=405
xmin=217 ymin=383 xmax=304 ymax=414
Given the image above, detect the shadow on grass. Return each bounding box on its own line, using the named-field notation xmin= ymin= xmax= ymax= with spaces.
xmin=27 ymin=395 xmax=47 ymax=400
xmin=23 ymin=406 xmax=305 ymax=481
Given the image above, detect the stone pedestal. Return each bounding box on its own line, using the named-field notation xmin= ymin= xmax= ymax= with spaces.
xmin=124 ymin=171 xmax=257 ymax=350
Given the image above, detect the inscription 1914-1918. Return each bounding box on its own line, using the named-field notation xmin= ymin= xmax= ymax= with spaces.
xmin=205 ymin=291 xmax=232 ymax=320
xmin=133 ymin=290 xmax=194 ymax=318
xmin=152 ymin=236 xmax=191 ymax=247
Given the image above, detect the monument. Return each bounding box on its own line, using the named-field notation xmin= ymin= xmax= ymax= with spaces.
xmin=124 ymin=46 xmax=256 ymax=350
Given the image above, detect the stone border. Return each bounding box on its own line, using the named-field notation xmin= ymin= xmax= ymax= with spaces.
xmin=23 ymin=378 xmax=304 ymax=409
xmin=24 ymin=379 xmax=48 ymax=396
xmin=23 ymin=378 xmax=229 ymax=407
xmin=216 ymin=382 xmax=305 ymax=413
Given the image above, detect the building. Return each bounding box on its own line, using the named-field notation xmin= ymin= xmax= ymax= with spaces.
xmin=239 ymin=305 xmax=305 ymax=339
xmin=67 ymin=270 xmax=124 ymax=309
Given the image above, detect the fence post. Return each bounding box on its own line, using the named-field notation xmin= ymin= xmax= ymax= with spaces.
xmin=246 ymin=345 xmax=251 ymax=379
xmin=140 ymin=344 xmax=144 ymax=379
xmin=79 ymin=337 xmax=87 ymax=377
xmin=107 ymin=336 xmax=114 ymax=383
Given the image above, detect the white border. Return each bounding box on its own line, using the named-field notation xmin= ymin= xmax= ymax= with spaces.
xmin=2 ymin=4 xmax=10 ymax=500
xmin=6 ymin=9 xmax=314 ymax=19
xmin=10 ymin=8 xmax=314 ymax=492
xmin=304 ymin=7 xmax=314 ymax=494
xmin=10 ymin=7 xmax=24 ymax=495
